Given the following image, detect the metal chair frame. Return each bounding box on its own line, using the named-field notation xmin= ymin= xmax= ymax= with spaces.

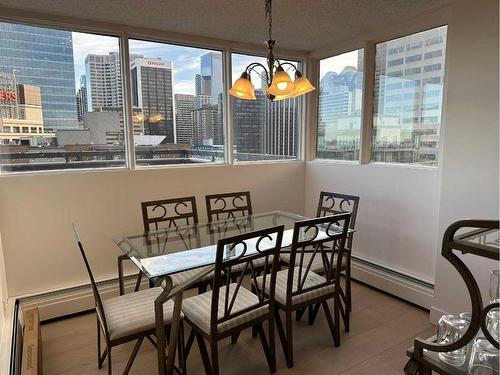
xmin=72 ymin=225 xmax=185 ymax=375
xmin=117 ymin=196 xmax=199 ymax=295
xmin=183 ymin=225 xmax=284 ymax=375
xmin=271 ymin=213 xmax=351 ymax=368
xmin=205 ymin=191 xmax=252 ymax=222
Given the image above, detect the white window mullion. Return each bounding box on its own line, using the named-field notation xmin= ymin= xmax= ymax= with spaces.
xmin=119 ymin=33 xmax=136 ymax=170
xmin=224 ymin=48 xmax=234 ymax=164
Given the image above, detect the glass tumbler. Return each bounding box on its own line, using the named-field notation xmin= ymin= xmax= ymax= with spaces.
xmin=437 ymin=314 xmax=469 ymax=366
xmin=468 ymin=338 xmax=499 ymax=374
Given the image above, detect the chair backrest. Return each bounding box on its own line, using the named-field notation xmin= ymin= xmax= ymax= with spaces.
xmin=141 ymin=196 xmax=198 ymax=232
xmin=72 ymin=224 xmax=110 ymax=339
xmin=317 ymin=191 xmax=359 ymax=248
xmin=205 ymin=191 xmax=252 ymax=222
xmin=286 ymin=213 xmax=351 ymax=306
xmin=210 ymin=225 xmax=284 ymax=336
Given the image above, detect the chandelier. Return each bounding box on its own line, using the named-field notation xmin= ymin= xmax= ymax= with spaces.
xmin=229 ymin=0 xmax=316 ymax=101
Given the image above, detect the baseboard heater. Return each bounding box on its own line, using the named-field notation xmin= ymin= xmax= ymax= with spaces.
xmin=351 ymin=255 xmax=435 ymax=308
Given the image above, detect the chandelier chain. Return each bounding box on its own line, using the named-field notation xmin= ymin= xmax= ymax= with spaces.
xmin=265 ymin=0 xmax=273 ymax=41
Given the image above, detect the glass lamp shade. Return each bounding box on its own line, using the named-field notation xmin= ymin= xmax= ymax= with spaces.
xmin=267 ymin=67 xmax=294 ymax=96
xmin=229 ymin=73 xmax=256 ymax=100
xmin=264 ymin=86 xmax=291 ymax=101
xmin=291 ymin=72 xmax=316 ymax=96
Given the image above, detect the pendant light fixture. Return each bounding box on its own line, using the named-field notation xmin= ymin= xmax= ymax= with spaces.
xmin=229 ymin=0 xmax=316 ymax=101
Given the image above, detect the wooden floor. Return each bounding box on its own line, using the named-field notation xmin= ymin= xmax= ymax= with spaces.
xmin=41 ymin=281 xmax=435 ymax=374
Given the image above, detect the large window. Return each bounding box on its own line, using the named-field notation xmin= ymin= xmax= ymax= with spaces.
xmin=128 ymin=40 xmax=224 ymax=165
xmin=0 ymin=22 xmax=125 ymax=172
xmin=317 ymin=49 xmax=364 ymax=161
xmin=372 ymin=26 xmax=447 ymax=166
xmin=231 ymin=53 xmax=301 ymax=162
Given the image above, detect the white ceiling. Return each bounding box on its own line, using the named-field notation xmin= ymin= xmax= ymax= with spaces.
xmin=0 ymin=0 xmax=453 ymax=52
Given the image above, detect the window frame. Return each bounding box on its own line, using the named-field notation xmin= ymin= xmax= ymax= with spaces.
xmin=0 ymin=9 xmax=307 ymax=176
xmin=308 ymin=9 xmax=449 ymax=169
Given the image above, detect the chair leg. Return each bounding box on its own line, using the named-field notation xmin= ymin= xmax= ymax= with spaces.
xmin=274 ymin=309 xmax=288 ymax=364
xmin=185 ymin=330 xmax=195 ymax=359
xmin=231 ymin=333 xmax=240 ymax=344
xmin=295 ymin=307 xmax=306 ymax=322
xmin=210 ymin=339 xmax=219 ymax=375
xmin=123 ymin=337 xmax=143 ymax=375
xmin=134 ymin=272 xmax=142 ymax=292
xmin=285 ymin=311 xmax=294 ymax=368
xmin=178 ymin=321 xmax=187 ymax=375
xmin=196 ymin=334 xmax=212 ymax=375
xmin=107 ymin=346 xmax=112 ymax=375
xmin=322 ymin=301 xmax=340 ymax=347
xmin=257 ymin=324 xmax=276 ymax=373
xmin=308 ymin=303 xmax=321 ymax=325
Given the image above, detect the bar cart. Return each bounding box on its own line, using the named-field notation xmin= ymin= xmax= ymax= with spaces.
xmin=405 ymin=219 xmax=499 ymax=375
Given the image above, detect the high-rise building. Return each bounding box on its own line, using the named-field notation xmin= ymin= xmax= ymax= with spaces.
xmin=131 ymin=58 xmax=175 ymax=142
xmin=0 ymin=71 xmax=51 ymax=145
xmin=264 ymin=96 xmax=299 ymax=156
xmin=200 ymin=52 xmax=223 ymax=105
xmin=195 ymin=74 xmax=202 ymax=96
xmin=232 ymin=91 xmax=266 ymax=155
xmin=76 ymin=75 xmax=88 ymax=123
xmin=175 ymin=94 xmax=194 ymax=144
xmin=0 ymin=22 xmax=78 ymax=130
xmin=85 ymin=52 xmax=142 ymax=111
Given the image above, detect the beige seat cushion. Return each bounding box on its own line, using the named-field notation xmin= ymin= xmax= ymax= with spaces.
xmin=280 ymin=252 xmax=347 ymax=273
xmin=101 ymin=287 xmax=180 ymax=340
xmin=182 ymin=283 xmax=268 ymax=334
xmin=169 ymin=266 xmax=213 ymax=286
xmin=256 ymin=267 xmax=335 ymax=306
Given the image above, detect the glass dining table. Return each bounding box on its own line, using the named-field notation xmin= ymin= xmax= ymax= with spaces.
xmin=113 ymin=210 xmax=311 ymax=375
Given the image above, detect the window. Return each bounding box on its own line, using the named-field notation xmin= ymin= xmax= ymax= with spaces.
xmin=372 ymin=26 xmax=447 ymax=166
xmin=0 ymin=21 xmax=125 ymax=172
xmin=231 ymin=53 xmax=301 ymax=162
xmin=317 ymin=49 xmax=364 ymax=161
xmin=405 ymin=54 xmax=422 ymax=63
xmin=128 ymin=39 xmax=224 ymax=166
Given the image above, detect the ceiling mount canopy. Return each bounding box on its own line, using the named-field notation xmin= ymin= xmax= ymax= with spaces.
xmin=228 ymin=0 xmax=316 ymax=102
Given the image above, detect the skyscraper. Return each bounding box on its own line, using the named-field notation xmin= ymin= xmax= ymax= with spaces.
xmin=0 ymin=22 xmax=78 ymax=130
xmin=175 ymin=94 xmax=194 ymax=144
xmin=76 ymin=75 xmax=88 ymax=123
xmin=131 ymin=58 xmax=175 ymax=142
xmin=200 ymin=52 xmax=223 ymax=105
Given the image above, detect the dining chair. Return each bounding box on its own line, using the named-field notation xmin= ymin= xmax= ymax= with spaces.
xmin=258 ymin=213 xmax=351 ymax=368
xmin=118 ymin=196 xmax=212 ymax=295
xmin=182 ymin=225 xmax=284 ymax=375
xmin=281 ymin=191 xmax=359 ymax=331
xmin=205 ymin=191 xmax=252 ymax=222
xmin=72 ymin=224 xmax=184 ymax=375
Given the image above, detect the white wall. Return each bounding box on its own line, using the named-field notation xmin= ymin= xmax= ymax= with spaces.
xmin=430 ymin=0 xmax=499 ymax=320
xmin=0 ymin=234 xmax=7 ymax=344
xmin=0 ymin=162 xmax=305 ymax=297
xmin=305 ymin=162 xmax=440 ymax=283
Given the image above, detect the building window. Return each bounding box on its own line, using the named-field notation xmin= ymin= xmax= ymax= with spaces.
xmin=231 ymin=53 xmax=301 ymax=162
xmin=372 ymin=25 xmax=447 ymax=166
xmin=0 ymin=21 xmax=126 ymax=173
xmin=316 ymin=49 xmax=364 ymax=161
xmin=128 ymin=39 xmax=224 ymax=166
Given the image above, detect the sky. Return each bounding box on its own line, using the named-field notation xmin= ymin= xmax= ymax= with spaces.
xmin=319 ymin=49 xmax=361 ymax=79
xmin=72 ymin=31 xmax=313 ymax=95
xmin=72 ymin=32 xmax=219 ymax=95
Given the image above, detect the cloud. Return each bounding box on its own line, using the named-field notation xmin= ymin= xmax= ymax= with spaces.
xmin=319 ymin=50 xmax=361 ymax=79
xmin=174 ymin=80 xmax=195 ymax=95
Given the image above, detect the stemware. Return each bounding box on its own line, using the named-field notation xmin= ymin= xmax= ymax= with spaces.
xmin=437 ymin=314 xmax=469 ymax=366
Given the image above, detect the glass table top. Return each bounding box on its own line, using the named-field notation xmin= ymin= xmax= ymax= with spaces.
xmin=459 ymin=228 xmax=499 ymax=249
xmin=114 ymin=210 xmax=350 ymax=279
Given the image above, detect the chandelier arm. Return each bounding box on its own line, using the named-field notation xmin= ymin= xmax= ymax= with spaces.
xmin=279 ymin=62 xmax=299 ymax=73
xmin=245 ymin=62 xmax=270 ymax=84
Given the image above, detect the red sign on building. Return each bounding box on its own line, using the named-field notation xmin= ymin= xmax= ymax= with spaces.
xmin=0 ymin=91 xmax=17 ymax=100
